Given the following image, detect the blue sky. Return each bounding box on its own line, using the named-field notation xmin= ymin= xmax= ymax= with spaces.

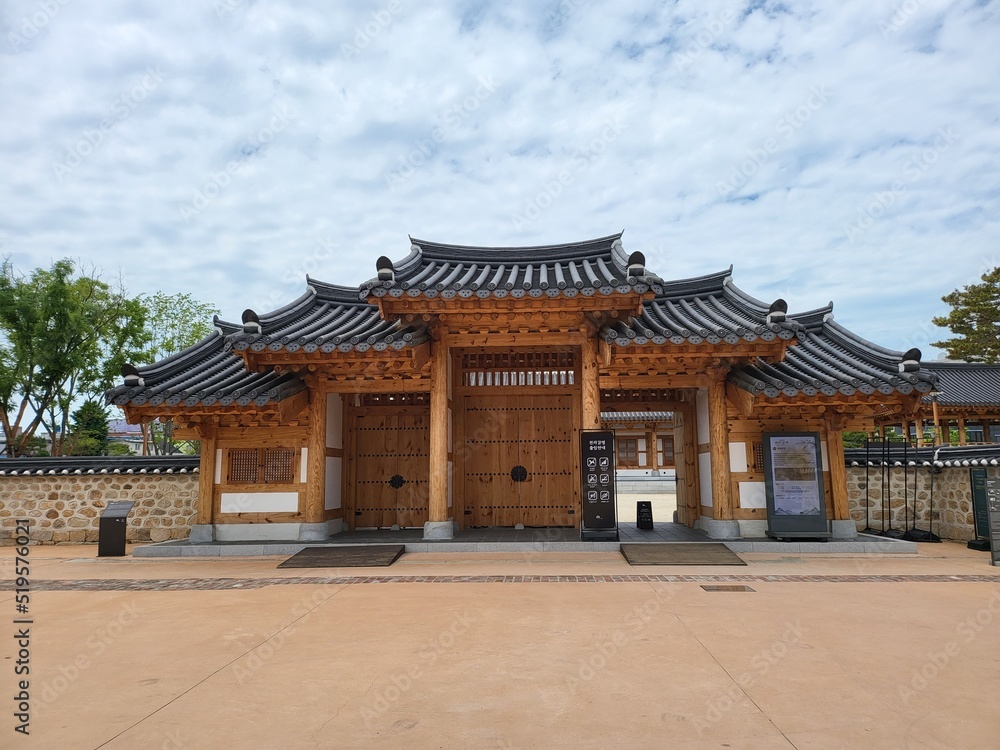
xmin=2 ymin=0 xmax=998 ymax=358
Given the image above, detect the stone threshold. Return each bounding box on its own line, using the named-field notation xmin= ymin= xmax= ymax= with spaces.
xmin=132 ymin=534 xmax=916 ymax=558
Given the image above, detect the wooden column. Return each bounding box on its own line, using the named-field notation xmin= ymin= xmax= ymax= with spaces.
xmin=957 ymin=417 xmax=967 ymax=446
xmin=931 ymin=399 xmax=942 ymax=444
xmin=304 ymin=387 xmax=327 ymax=524
xmin=901 ymin=419 xmax=911 ymax=446
xmin=649 ymin=427 xmax=659 ymax=471
xmin=707 ymin=373 xmax=733 ymax=520
xmin=428 ymin=343 xmax=449 ymax=523
xmin=196 ymin=425 xmax=217 ymax=526
xmin=580 ymin=334 xmax=600 ymax=429
xmin=826 ymin=423 xmax=851 ymax=521
xmin=915 ymin=417 xmax=924 ymax=447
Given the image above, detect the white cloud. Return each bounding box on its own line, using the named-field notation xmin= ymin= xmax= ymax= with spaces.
xmin=1 ymin=0 xmax=997 ymax=356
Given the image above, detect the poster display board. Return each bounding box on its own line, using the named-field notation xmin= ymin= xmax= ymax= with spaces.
xmin=580 ymin=430 xmax=619 ymax=541
xmin=762 ymin=432 xmax=831 ymax=539
xmin=986 ymin=475 xmax=1000 ymax=567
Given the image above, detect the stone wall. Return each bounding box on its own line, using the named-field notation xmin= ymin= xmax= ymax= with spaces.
xmin=846 ymin=465 xmax=981 ymax=541
xmin=0 ymin=474 xmax=197 ymax=544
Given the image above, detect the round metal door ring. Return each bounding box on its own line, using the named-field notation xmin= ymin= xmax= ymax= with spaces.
xmin=510 ymin=465 xmax=528 ymax=482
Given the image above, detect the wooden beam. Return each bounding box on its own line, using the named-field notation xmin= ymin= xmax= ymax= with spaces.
xmin=323 ymin=378 xmax=430 ymax=393
xmin=707 ymin=374 xmax=733 ymax=520
xmin=826 ymin=422 xmax=851 ymax=521
xmin=428 ymin=343 xmax=449 ymax=523
xmin=196 ymin=425 xmax=217 ymax=527
xmin=304 ymin=389 xmax=327 ymax=525
xmin=599 ymin=375 xmax=712 ymax=390
xmin=726 ymin=382 xmax=756 ymax=418
xmin=581 ymin=334 xmax=601 ymax=429
xmin=598 ymin=338 xmax=612 ymax=368
xmin=442 ymin=331 xmax=587 ymax=348
xmin=411 ymin=339 xmax=431 ymax=370
xmin=278 ymin=388 xmax=310 ymax=424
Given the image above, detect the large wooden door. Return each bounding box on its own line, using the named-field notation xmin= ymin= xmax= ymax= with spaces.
xmin=462 ymin=394 xmax=575 ymax=527
xmin=352 ymin=410 xmax=429 ymax=528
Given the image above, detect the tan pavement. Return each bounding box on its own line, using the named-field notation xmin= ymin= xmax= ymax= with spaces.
xmin=1 ymin=542 xmax=999 ymax=749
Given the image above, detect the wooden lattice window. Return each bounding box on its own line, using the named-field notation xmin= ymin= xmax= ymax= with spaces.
xmin=617 ymin=438 xmax=639 ymax=468
xmin=658 ymin=436 xmax=675 ymax=467
xmin=228 ymin=448 xmax=297 ymax=485
xmin=460 ymin=351 xmax=576 ymax=388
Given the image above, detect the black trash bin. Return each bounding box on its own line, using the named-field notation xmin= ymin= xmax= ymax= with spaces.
xmin=636 ymin=500 xmax=654 ymax=530
xmin=98 ymin=501 xmax=136 ymax=557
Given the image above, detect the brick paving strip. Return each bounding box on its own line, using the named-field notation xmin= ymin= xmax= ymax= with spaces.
xmin=3 ymin=574 xmax=1000 ymax=591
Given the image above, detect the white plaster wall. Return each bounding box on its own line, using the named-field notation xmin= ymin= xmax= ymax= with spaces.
xmin=698 ymin=452 xmax=713 ymax=506
xmin=300 ymin=447 xmax=308 ymax=481
xmin=327 ymin=393 xmax=343 ymax=449
xmin=325 ymin=457 xmax=342 ymax=510
xmin=738 ymin=481 xmax=767 ymax=508
xmin=214 ymin=449 xmax=222 ymax=484
xmin=820 ymin=441 xmax=829 ymax=472
xmin=729 ymin=442 xmax=748 ymax=473
xmin=220 ymin=491 xmax=299 ymax=514
xmin=696 ymin=388 xmax=710 ymax=445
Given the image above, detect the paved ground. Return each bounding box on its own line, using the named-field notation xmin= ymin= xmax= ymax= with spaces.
xmin=2 ymin=542 xmax=999 ymax=749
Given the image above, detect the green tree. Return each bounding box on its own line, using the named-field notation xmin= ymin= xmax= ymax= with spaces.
xmin=66 ymin=399 xmax=110 ymax=456
xmin=0 ymin=259 xmax=147 ymax=456
xmin=127 ymin=291 xmax=219 ymax=455
xmin=932 ymin=266 xmax=1000 ymax=363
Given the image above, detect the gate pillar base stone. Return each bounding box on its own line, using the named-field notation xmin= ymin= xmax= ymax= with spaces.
xmin=423 ymin=520 xmax=455 ymax=540
xmin=831 ymin=520 xmax=858 ymax=539
xmin=188 ymin=524 xmax=214 ymax=543
xmin=298 ymin=523 xmax=331 ymax=542
xmin=697 ymin=518 xmax=741 ymax=540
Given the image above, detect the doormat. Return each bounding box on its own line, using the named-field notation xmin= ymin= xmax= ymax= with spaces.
xmin=620 ymin=543 xmax=747 ymax=566
xmin=277 ymin=545 xmax=405 ymax=568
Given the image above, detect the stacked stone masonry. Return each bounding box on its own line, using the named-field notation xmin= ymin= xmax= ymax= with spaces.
xmin=0 ymin=474 xmax=197 ymax=544
xmin=846 ymin=465 xmax=980 ymax=541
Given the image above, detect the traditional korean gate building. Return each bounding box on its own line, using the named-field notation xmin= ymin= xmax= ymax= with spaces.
xmin=107 ymin=234 xmax=937 ymax=542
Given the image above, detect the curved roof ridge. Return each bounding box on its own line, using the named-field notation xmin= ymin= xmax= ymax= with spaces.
xmin=822 ymin=318 xmax=906 ymax=364
xmin=787 ymin=303 xmax=834 ymax=331
xmin=305 ymin=277 xmax=372 ymax=305
xmin=131 ymin=329 xmax=225 ymax=377
xmin=655 ymin=267 xmax=733 ymax=300
xmin=405 ymin=233 xmax=624 ymax=263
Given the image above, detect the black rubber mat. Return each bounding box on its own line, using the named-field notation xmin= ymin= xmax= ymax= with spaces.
xmin=277 ymin=544 xmax=405 ymax=568
xmin=620 ymin=542 xmax=747 ymax=566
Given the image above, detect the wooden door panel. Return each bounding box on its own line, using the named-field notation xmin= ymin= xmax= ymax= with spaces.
xmin=463 ymin=395 xmax=518 ymax=527
xmin=395 ymin=413 xmax=430 ymax=528
xmin=518 ymin=396 xmax=574 ymax=527
xmin=352 ymin=411 xmax=429 ymax=528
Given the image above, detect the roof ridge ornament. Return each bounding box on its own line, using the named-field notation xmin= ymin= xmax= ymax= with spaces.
xmin=626 ymin=251 xmax=645 ymax=277
xmin=766 ymin=299 xmax=787 ymax=324
xmin=121 ymin=363 xmax=144 ymax=387
xmin=242 ymin=309 xmax=262 ymax=334
xmin=899 ymin=348 xmax=922 ymax=373
xmin=376 ymin=255 xmax=395 ymax=282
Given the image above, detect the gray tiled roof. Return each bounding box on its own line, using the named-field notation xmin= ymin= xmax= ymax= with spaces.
xmin=920 ymin=362 xmax=1000 ymax=407
xmin=600 ymin=411 xmax=674 ymax=422
xmin=601 ymin=268 xmax=796 ymax=346
xmin=106 ymin=320 xmax=306 ymax=409
xmin=0 ymin=455 xmax=200 ymax=475
xmin=844 ymin=444 xmax=1000 ymax=467
xmin=361 ymin=233 xmax=664 ymax=301
xmin=729 ymin=307 xmax=938 ymax=398
xmin=227 ymin=279 xmax=430 ymax=355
